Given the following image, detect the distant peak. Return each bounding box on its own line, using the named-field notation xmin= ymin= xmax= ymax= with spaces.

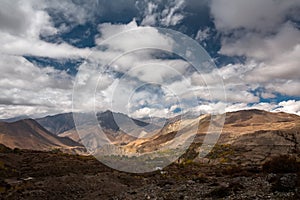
xmin=103 ymin=110 xmax=113 ymax=114
xmin=228 ymin=109 xmax=267 ymax=114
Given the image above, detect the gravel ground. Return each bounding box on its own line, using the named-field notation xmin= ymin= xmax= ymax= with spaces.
xmin=0 ymin=150 xmax=299 ymax=200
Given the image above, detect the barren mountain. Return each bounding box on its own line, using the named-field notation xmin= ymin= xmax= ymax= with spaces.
xmin=0 ymin=119 xmax=85 ymax=154
xmin=39 ymin=110 xmax=300 ymax=162
xmin=36 ymin=113 xmax=75 ymax=135
xmin=58 ymin=110 xmax=161 ymax=145
xmin=123 ymin=109 xmax=300 ymax=165
xmin=19 ymin=109 xmax=300 ymax=166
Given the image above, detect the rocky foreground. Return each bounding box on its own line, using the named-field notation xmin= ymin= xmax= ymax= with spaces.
xmin=0 ymin=145 xmax=299 ymax=200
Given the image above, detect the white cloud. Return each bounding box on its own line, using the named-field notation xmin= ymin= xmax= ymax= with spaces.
xmin=0 ymin=0 xmax=96 ymax=118
xmin=131 ymin=107 xmax=170 ymax=119
xmin=0 ymin=0 xmax=91 ymax=59
xmin=78 ymin=20 xmax=194 ymax=116
xmin=0 ymin=13 xmax=184 ymax=119
xmin=39 ymin=0 xmax=95 ymax=25
xmin=245 ymin=43 xmax=300 ymax=83
xmin=195 ymin=27 xmax=210 ymax=42
xmin=195 ymin=102 xmax=227 ymax=114
xmin=161 ymin=0 xmax=185 ymax=26
xmin=274 ymin=100 xmax=300 ymax=115
xmin=265 ymin=80 xmax=300 ymax=97
xmin=0 ymin=1 xmax=190 ymax=119
xmin=225 ymin=102 xmax=277 ymax=113
xmin=140 ymin=0 xmax=186 ymax=26
xmin=0 ymin=35 xmax=91 ymax=58
xmin=211 ymin=0 xmax=300 ymax=33
xmin=96 ymin=20 xmax=139 ymax=43
xmin=141 ymin=2 xmax=159 ymax=26
xmin=0 ymin=104 xmax=70 ymax=119
xmin=219 ymin=23 xmax=300 ymax=62
xmin=0 ymin=0 xmax=57 ymax=37
xmin=210 ymin=0 xmax=300 ymax=101
xmin=1 ymin=0 xmax=299 ymax=119
xmin=127 ymin=59 xmax=190 ymax=83
xmin=96 ymin=19 xmax=174 ymax=52
xmin=194 ymin=101 xmax=300 ymax=116
xmin=260 ymin=92 xmax=276 ymax=99
xmin=0 ymin=55 xmax=74 ymax=118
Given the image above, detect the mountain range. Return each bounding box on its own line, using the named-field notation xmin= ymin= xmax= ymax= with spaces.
xmin=0 ymin=109 xmax=299 ymax=165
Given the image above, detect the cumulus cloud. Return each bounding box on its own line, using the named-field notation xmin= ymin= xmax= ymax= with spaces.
xmin=140 ymin=0 xmax=186 ymax=26
xmin=195 ymin=27 xmax=211 ymax=42
xmin=140 ymin=1 xmax=159 ymax=26
xmin=1 ymin=0 xmax=299 ymax=119
xmin=265 ymin=80 xmax=300 ymax=97
xmin=219 ymin=23 xmax=300 ymax=63
xmin=74 ymin=19 xmax=194 ymax=117
xmin=0 ymin=0 xmax=95 ymax=118
xmin=194 ymin=100 xmax=300 ymax=116
xmin=211 ymin=0 xmax=300 ymax=33
xmin=245 ymin=43 xmax=300 ymax=83
xmin=0 ymin=55 xmax=73 ymax=118
xmin=127 ymin=59 xmax=190 ymax=83
xmin=0 ymin=0 xmax=91 ymax=58
xmin=210 ymin=0 xmax=300 ymax=66
xmin=0 ymin=0 xmax=57 ymax=37
xmin=131 ymin=107 xmax=170 ymax=119
xmin=210 ymin=0 xmax=300 ymax=107
xmin=96 ymin=19 xmax=175 ymax=52
xmin=161 ymin=0 xmax=185 ymax=26
xmin=274 ymin=100 xmax=300 ymax=115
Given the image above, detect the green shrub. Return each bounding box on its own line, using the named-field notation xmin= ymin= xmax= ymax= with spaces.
xmin=206 ymin=144 xmax=234 ymax=159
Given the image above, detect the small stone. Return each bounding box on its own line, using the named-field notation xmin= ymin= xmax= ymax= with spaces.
xmin=279 ymin=174 xmax=297 ymax=189
xmin=187 ymin=180 xmax=195 ymax=184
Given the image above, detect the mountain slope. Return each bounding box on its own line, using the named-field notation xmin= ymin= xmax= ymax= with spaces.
xmin=0 ymin=119 xmax=85 ymax=153
xmin=58 ymin=110 xmax=161 ymax=144
xmin=36 ymin=113 xmax=75 ymax=135
xmin=3 ymin=109 xmax=299 ymax=163
xmin=36 ymin=110 xmax=159 ymax=137
xmin=123 ymin=110 xmax=300 ymax=164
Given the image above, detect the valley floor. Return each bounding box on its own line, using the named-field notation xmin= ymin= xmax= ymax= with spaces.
xmin=0 ymin=147 xmax=299 ymax=200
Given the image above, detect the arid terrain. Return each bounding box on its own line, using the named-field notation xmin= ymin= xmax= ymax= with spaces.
xmin=1 ymin=0 xmax=299 ymax=199
xmin=0 ymin=145 xmax=299 ymax=199
xmin=0 ymin=109 xmax=300 ymax=199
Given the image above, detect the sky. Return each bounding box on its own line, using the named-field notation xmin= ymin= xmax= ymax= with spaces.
xmin=0 ymin=0 xmax=300 ymax=119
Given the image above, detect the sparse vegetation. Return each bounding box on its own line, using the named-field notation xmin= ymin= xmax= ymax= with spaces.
xmin=208 ymin=185 xmax=231 ymax=198
xmin=221 ymin=165 xmax=243 ymax=175
xmin=263 ymin=155 xmax=299 ymax=173
xmin=207 ymin=144 xmax=234 ymax=160
xmin=0 ymin=146 xmax=299 ymax=199
xmin=50 ymin=148 xmax=63 ymax=154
